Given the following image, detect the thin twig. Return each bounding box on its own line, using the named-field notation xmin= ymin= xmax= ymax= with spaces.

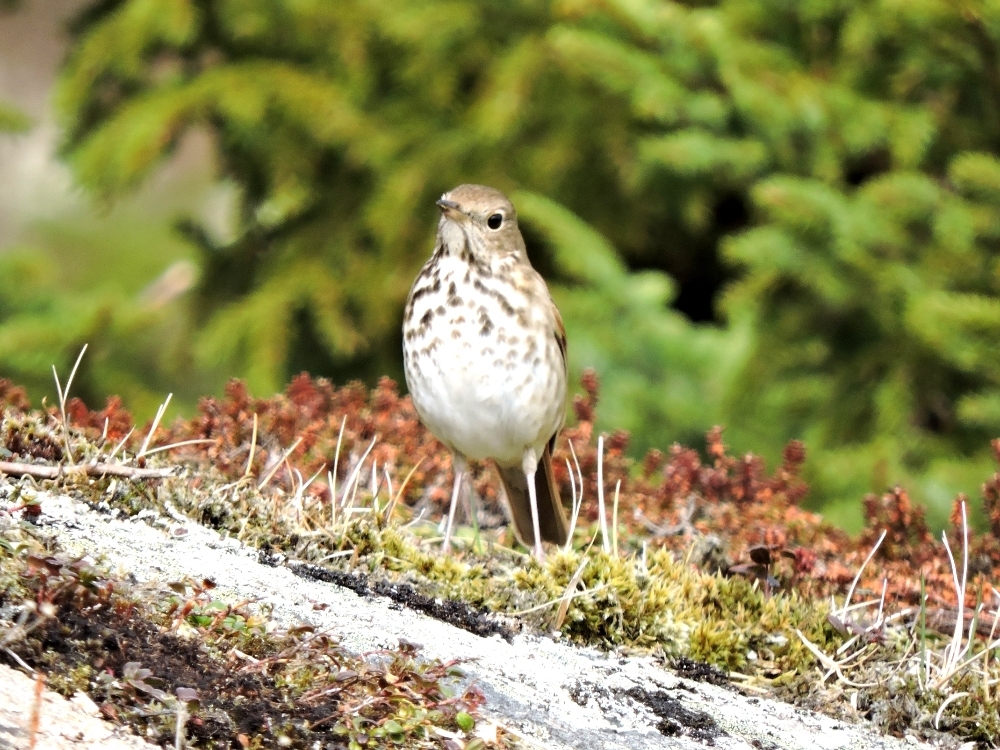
xmin=27 ymin=671 xmax=44 ymax=750
xmin=511 ymin=582 xmax=610 ymax=618
xmin=934 ymin=691 xmax=970 ymax=730
xmin=3 ymin=646 xmax=34 ymax=673
xmin=563 ymin=459 xmax=578 ymax=548
xmin=327 ymin=470 xmax=337 ymax=523
xmin=639 ymin=493 xmax=698 ymax=537
xmin=0 ymin=461 xmax=178 ymax=480
xmin=290 ymin=464 xmax=327 ymax=517
xmin=939 ymin=508 xmax=968 ymax=681
xmin=552 ymin=555 xmax=590 ymax=630
xmin=382 ymin=465 xmax=394 ymax=514
xmin=795 ymin=629 xmax=879 ymax=688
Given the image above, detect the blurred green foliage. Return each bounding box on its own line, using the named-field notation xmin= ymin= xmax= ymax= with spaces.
xmin=3 ymin=0 xmax=1000 ymax=525
xmin=0 ymin=103 xmax=29 ymax=133
xmin=0 ymin=208 xmax=215 ymax=417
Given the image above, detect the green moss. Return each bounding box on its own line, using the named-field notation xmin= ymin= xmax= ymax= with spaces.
xmin=47 ymin=663 xmax=94 ymax=696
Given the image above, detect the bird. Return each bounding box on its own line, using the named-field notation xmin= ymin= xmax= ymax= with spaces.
xmin=402 ymin=184 xmax=569 ymax=560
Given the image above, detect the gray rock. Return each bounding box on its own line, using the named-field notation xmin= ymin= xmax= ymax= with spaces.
xmin=5 ymin=487 xmax=939 ymax=750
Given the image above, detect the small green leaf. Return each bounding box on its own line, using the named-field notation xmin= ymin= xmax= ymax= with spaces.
xmin=455 ymin=711 xmax=474 ymax=732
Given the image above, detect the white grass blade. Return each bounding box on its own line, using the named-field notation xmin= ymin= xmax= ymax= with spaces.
xmin=106 ymin=427 xmax=135 ymax=464
xmin=138 ymin=393 xmax=173 ymax=458
xmin=611 ymin=479 xmax=621 ymax=557
xmin=839 ymin=529 xmax=886 ymax=620
xmin=258 ymin=437 xmax=303 ymax=489
xmin=141 ymin=439 xmax=215 ymax=458
xmin=563 ymin=457 xmax=579 ymax=552
xmin=564 ymin=440 xmax=585 ymax=552
xmin=331 ymin=416 xmax=346 ymax=502
xmin=596 ymin=435 xmax=609 ymax=553
xmin=934 ymin=692 xmax=969 ymax=730
xmin=62 ymin=345 xmax=88 ymax=408
xmin=338 ymin=436 xmax=377 ymax=508
xmin=52 ymin=344 xmax=89 ymax=462
xmin=327 ymin=470 xmax=338 ymax=524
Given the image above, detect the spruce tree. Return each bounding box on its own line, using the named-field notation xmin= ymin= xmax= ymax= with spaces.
xmin=41 ymin=0 xmax=1000 ymax=521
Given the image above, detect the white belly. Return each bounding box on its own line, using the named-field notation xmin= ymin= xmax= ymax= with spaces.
xmin=403 ymin=258 xmax=566 ymax=466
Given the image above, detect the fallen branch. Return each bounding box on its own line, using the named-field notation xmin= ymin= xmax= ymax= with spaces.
xmin=0 ymin=461 xmax=179 ymax=480
xmin=923 ymin=606 xmax=1000 ymax=640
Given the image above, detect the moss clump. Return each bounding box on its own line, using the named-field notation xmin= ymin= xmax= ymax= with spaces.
xmin=46 ymin=662 xmax=93 ymax=695
xmin=146 ymin=471 xmax=839 ymax=679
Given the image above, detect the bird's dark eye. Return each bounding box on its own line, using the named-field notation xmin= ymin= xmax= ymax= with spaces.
xmin=487 ymin=213 xmax=503 ymax=230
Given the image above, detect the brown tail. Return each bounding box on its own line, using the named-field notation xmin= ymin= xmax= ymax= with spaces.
xmin=497 ymin=444 xmax=569 ymax=548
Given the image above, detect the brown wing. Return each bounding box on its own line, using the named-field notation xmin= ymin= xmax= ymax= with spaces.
xmin=548 ymin=299 xmax=568 ymax=454
xmin=497 ymin=272 xmax=570 ymax=548
xmin=552 ymin=299 xmax=567 ymax=373
xmin=495 ymin=302 xmax=571 ymax=547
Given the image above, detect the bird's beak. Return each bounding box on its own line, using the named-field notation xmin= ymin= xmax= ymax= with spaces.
xmin=436 ymin=198 xmax=463 ymax=219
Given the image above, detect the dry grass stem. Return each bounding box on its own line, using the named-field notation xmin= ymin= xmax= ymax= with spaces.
xmin=105 ymin=426 xmax=136 ymax=463
xmin=52 ymin=344 xmax=88 ymax=463
xmin=596 ymin=435 xmax=609 ymax=553
xmin=331 ymin=415 xmax=346 ymax=501
xmin=142 ymin=439 xmax=215 ymax=457
xmin=244 ymin=412 xmax=259 ymax=478
xmin=835 ymin=529 xmax=887 ymax=622
xmin=138 ymin=392 xmax=173 ymax=458
xmin=563 ymin=440 xmax=585 ymax=552
xmin=611 ymin=479 xmax=621 ymax=558
xmin=338 ymin=436 xmax=377 ymax=508
xmin=258 ymin=437 xmax=303 ymax=489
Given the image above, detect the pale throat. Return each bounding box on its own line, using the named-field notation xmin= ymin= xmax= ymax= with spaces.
xmin=439 ymin=219 xmax=488 ymax=261
xmin=437 ymin=218 xmax=526 ymax=278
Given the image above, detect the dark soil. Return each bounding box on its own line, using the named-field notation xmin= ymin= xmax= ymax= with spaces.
xmin=1 ymin=600 xmax=342 ymax=747
xmin=668 ymin=656 xmax=730 ymax=687
xmin=284 ymin=557 xmax=520 ymax=641
xmin=624 ymin=686 xmax=722 ymax=745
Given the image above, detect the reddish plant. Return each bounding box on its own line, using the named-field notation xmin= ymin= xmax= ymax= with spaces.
xmin=45 ymin=368 xmax=1000 ymax=612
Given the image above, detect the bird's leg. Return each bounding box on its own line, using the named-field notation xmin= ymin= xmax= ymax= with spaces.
xmin=442 ymin=453 xmax=466 ymax=553
xmin=522 ymin=447 xmax=544 ymax=562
